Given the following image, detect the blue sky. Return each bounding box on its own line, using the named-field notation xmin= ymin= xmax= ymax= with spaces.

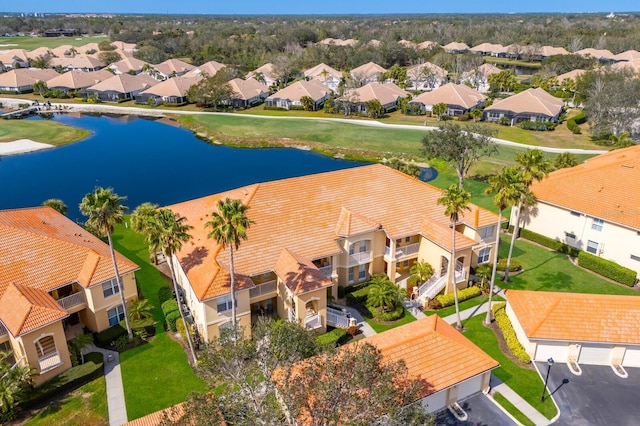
xmin=2 ymin=1 xmax=639 ymax=15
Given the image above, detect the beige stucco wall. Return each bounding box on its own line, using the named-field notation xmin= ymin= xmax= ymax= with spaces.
xmin=83 ymin=272 xmax=138 ymax=332
xmin=295 ymin=287 xmax=328 ymax=333
xmin=506 ymin=302 xmax=536 ymax=357
xmin=18 ymin=322 xmax=72 ymax=385
xmin=199 ymin=289 xmax=251 ymax=342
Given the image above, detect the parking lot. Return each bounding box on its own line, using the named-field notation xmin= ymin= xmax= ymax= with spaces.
xmin=434 ymin=393 xmax=517 ymax=426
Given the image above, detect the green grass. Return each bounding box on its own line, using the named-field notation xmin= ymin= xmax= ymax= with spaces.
xmin=24 ymin=376 xmax=108 ymax=426
xmin=365 ymin=310 xmax=416 ymax=333
xmin=483 ymin=57 xmax=542 ymax=68
xmin=463 ymin=315 xmax=557 ymax=419
xmin=0 ymin=35 xmax=108 ymax=50
xmin=0 ymin=120 xmax=89 ymax=145
xmin=493 ymin=392 xmax=536 ymax=426
xmin=497 ymin=234 xmax=639 ymax=295
xmin=424 ymin=294 xmax=505 ymax=318
xmin=112 ymin=220 xmax=207 ymax=421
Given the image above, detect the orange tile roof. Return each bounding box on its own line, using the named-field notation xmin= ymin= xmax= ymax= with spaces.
xmin=274 ymin=249 xmax=332 ymax=295
xmin=123 ymin=401 xmax=226 ymax=426
xmin=506 ymin=290 xmax=640 ymax=344
xmin=530 ymin=146 xmax=640 ymax=230
xmin=166 ymin=165 xmax=498 ymax=301
xmin=0 ymin=283 xmax=68 ymax=337
xmin=0 ymin=207 xmax=138 ymax=297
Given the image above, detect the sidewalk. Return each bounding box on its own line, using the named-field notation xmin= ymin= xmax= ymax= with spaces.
xmin=341 ymin=305 xmax=376 ymax=337
xmin=441 ymin=289 xmax=505 ymax=326
xmin=86 ymin=344 xmax=128 ymax=426
xmin=489 ymin=376 xmax=552 ymax=426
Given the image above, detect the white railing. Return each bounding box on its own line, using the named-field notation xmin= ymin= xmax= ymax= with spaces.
xmin=417 ymin=261 xmax=467 ymax=300
xmin=304 ymin=314 xmax=322 ymax=330
xmin=348 ymin=251 xmax=372 ymax=266
xmin=420 ymin=275 xmax=448 ymax=300
xmin=417 ymin=270 xmax=442 ymax=297
xmin=288 ymin=310 xmax=296 ymax=323
xmin=38 ymin=352 xmax=62 ymax=372
xmin=0 ymin=323 xmax=7 ymax=336
xmin=56 ymin=292 xmax=86 ymax=310
xmin=385 ymin=243 xmax=420 ymax=260
xmin=326 ymin=307 xmax=350 ymax=328
xmin=249 ymin=280 xmax=277 ymax=299
xmin=318 ymin=265 xmax=332 ymax=277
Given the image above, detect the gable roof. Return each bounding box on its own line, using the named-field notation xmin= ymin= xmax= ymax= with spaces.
xmin=529 ymin=145 xmax=640 ymax=230
xmin=350 ymin=62 xmax=386 ymax=79
xmin=0 ymin=68 xmax=59 ymax=88
xmin=246 ymin=63 xmax=277 ymax=81
xmin=539 ymin=46 xmax=569 ymax=57
xmin=267 ymin=79 xmax=330 ymax=102
xmin=575 ymin=48 xmax=615 ymax=60
xmin=484 ymin=87 xmax=563 ymax=117
xmin=49 ymin=55 xmax=104 ymax=70
xmin=417 ymin=40 xmax=439 ymax=50
xmin=46 ymin=69 xmax=114 ymax=90
xmin=87 ymin=73 xmax=159 ymax=93
xmin=410 ymin=83 xmax=486 ymax=109
xmin=340 ymin=82 xmax=410 ymax=105
xmin=107 ymin=56 xmax=149 ymax=74
xmin=406 ymin=62 xmax=448 ymax=81
xmin=556 ymin=69 xmax=586 ymax=82
xmin=443 ymin=42 xmax=469 ymax=52
xmin=274 ymin=249 xmax=332 ymax=296
xmin=166 ymin=165 xmax=498 ymax=301
xmin=303 ymin=63 xmax=342 ymax=81
xmin=139 ymin=75 xmax=201 ymax=97
xmin=27 ymin=46 xmax=54 ymax=59
xmin=0 ymin=283 xmax=68 ymax=337
xmin=193 ymin=60 xmax=227 ymax=77
xmin=611 ymin=59 xmax=640 ymax=74
xmin=154 ymin=58 xmax=195 ymax=76
xmin=470 ymin=42 xmax=505 ymax=54
xmin=507 ymin=290 xmax=640 ymax=344
xmin=612 ymin=50 xmax=640 ymax=62
xmin=228 ymin=78 xmax=269 ymax=100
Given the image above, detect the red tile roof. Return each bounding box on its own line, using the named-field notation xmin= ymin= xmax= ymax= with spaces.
xmin=274 ymin=248 xmax=332 ymax=295
xmin=0 ymin=283 xmax=68 ymax=336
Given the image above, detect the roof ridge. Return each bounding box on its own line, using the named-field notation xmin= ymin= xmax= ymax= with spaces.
xmin=528 ymin=296 xmax=563 ymax=336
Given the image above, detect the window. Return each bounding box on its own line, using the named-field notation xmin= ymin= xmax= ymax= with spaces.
xmin=631 ymin=254 xmax=640 ymax=262
xmin=348 ymin=267 xmax=355 ymax=283
xmin=349 ymin=243 xmax=355 ymax=255
xmin=586 ymin=240 xmax=599 ymax=255
xmin=358 ymin=265 xmax=367 ymax=280
xmin=565 ymin=231 xmax=576 ymax=241
xmin=216 ymin=294 xmax=235 ymax=313
xmin=570 ymin=211 xmax=581 ymax=217
xmin=403 ymin=260 xmax=409 ymax=268
xmin=35 ymin=336 xmax=56 ymax=357
xmin=591 ymin=218 xmax=604 ymax=232
xmin=478 ymin=247 xmax=491 ymax=264
xmin=359 ymin=241 xmax=367 ymax=253
xmin=107 ymin=305 xmax=125 ymax=327
xmin=102 ymin=278 xmax=120 ymax=298
xmin=480 ymin=225 xmax=496 ymax=240
xmin=405 ymin=236 xmax=411 ymax=243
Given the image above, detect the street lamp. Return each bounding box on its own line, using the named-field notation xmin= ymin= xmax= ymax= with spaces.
xmin=541 ymin=357 xmax=554 ymax=402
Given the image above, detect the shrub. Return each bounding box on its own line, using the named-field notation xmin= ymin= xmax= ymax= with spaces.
xmin=95 ymin=323 xmax=126 ymax=347
xmin=566 ymin=117 xmax=581 ymax=134
xmin=175 ymin=317 xmax=187 ymax=343
xmin=346 ymin=286 xmax=371 ymax=305
xmin=435 ymin=286 xmax=482 ymax=308
xmin=573 ymin=112 xmax=587 ymax=125
xmin=519 ymin=121 xmax=556 ymax=131
xmin=129 ymin=317 xmax=156 ymax=337
xmin=492 ymin=303 xmax=531 ymax=363
xmin=578 ymin=251 xmax=637 ymax=286
xmin=368 ymin=304 xmax=404 ymax=322
xmin=337 ymin=285 xmax=346 ymax=299
xmin=161 ymin=299 xmax=179 ymax=317
xmin=520 ymin=228 xmax=581 ymax=257
xmin=158 ymin=286 xmax=173 ymax=304
xmin=495 ymin=258 xmax=522 ymax=272
xmin=316 ymin=328 xmax=348 ymax=347
xmin=165 ymin=310 xmax=181 ymax=332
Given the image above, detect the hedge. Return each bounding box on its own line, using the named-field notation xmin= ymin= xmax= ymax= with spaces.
xmin=95 ymin=323 xmax=127 ymax=347
xmin=158 ymin=286 xmax=173 ymax=305
xmin=566 ymin=112 xmax=586 ymax=135
xmin=21 ymin=352 xmax=104 ymax=409
xmin=492 ymin=303 xmax=531 ymax=364
xmin=435 ymin=286 xmax=482 ymax=308
xmin=316 ymin=328 xmax=348 ymax=347
xmin=366 ymin=304 xmax=405 ymax=322
xmin=166 ymin=310 xmax=181 ymax=332
xmin=578 ymin=251 xmax=637 ymax=286
xmin=161 ymin=299 xmax=179 ymax=317
xmin=495 ymin=258 xmax=522 ymax=272
xmin=519 ymin=228 xmax=581 ymax=257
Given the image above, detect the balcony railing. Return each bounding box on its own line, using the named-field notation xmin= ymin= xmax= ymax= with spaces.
xmin=56 ymin=292 xmax=86 ymax=310
xmin=384 ymin=243 xmax=420 ymax=260
xmin=38 ymin=352 xmax=62 ymax=373
xmin=348 ymin=251 xmax=372 ymax=266
xmin=249 ymin=280 xmax=277 ymax=299
xmin=318 ymin=265 xmax=332 ymax=277
xmin=288 ymin=310 xmax=296 ymax=323
xmin=304 ymin=313 xmax=322 ymax=330
xmin=326 ymin=307 xmax=350 ymax=329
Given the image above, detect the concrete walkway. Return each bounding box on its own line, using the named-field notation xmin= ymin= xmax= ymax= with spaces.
xmin=489 ymin=375 xmax=553 ymax=426
xmin=86 ymin=344 xmax=128 ymax=426
xmin=341 ymin=305 xmax=376 ymax=337
xmin=441 ymin=289 xmax=505 ymax=326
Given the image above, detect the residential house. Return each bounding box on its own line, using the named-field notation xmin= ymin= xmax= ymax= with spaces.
xmin=611 ymin=50 xmax=640 ymax=63
xmin=406 ymin=62 xmax=448 ymax=91
xmin=77 ymin=42 xmax=100 ymax=55
xmin=409 ymin=83 xmax=486 ymax=116
xmin=318 ymin=38 xmax=358 ymax=47
xmin=111 ymin=41 xmax=137 ymax=52
xmin=46 ymin=69 xmax=114 ymax=96
xmin=505 ymin=290 xmax=640 ymax=368
xmin=135 ymin=75 xmax=202 ymax=105
xmin=107 ymin=57 xmax=149 ymax=75
xmin=85 ymin=73 xmax=159 ymax=102
xmin=515 ymin=146 xmax=640 ymax=275
xmin=264 ymin=79 xmax=331 ymax=111
xmin=556 ymin=69 xmax=586 ymax=84
xmin=246 ymin=63 xmax=278 ymax=87
xmin=26 ymin=47 xmax=53 ymax=60
xmin=350 ymin=62 xmax=387 ymax=85
xmin=469 ymin=42 xmax=506 ymax=56
xmin=0 ymin=68 xmax=59 ymax=93
xmin=537 ymin=45 xmax=569 ymax=59
xmin=153 ymin=58 xmax=195 ymax=80
xmin=49 ymin=55 xmax=105 ymax=72
xmin=303 ymin=63 xmax=342 ymax=91
xmin=164 ymin=165 xmax=500 ymax=342
xmin=611 ymin=59 xmax=640 ymax=75
xmin=575 ymin=48 xmax=616 ymax=63
xmin=228 ymin=78 xmax=270 ymax=108
xmin=443 ymin=42 xmax=469 ymax=54
xmin=417 ymin=40 xmax=439 ymax=50
xmin=366 ymin=39 xmax=382 ymax=47
xmin=339 ymin=82 xmax=410 ymax=115
xmin=0 ymin=207 xmax=139 ymax=384
xmin=191 ymin=60 xmax=226 ymax=77
xmin=398 ymin=39 xmax=418 ymax=49
xmin=483 ymin=87 xmax=564 ymax=124
xmin=0 ymin=49 xmax=30 ymax=70
xmin=460 ymin=63 xmax=501 ymax=93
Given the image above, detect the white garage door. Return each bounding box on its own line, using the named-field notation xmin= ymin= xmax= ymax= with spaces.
xmin=457 ymin=375 xmax=483 ymax=400
xmin=535 ymin=342 xmax=569 ymax=362
xmin=422 ymin=389 xmax=447 ymax=413
xmin=622 ymin=348 xmax=640 ymax=367
xmin=578 ymin=345 xmax=613 ymax=365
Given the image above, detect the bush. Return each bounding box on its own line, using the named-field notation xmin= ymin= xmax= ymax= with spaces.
xmin=95 ymin=323 xmax=126 ymax=347
xmin=492 ymin=303 xmax=531 ymax=363
xmin=315 ymin=328 xmax=348 ymax=347
xmin=165 ymin=310 xmax=181 ymax=332
xmin=158 ymin=286 xmax=173 ymax=305
xmin=519 ymin=228 xmax=581 ymax=257
xmin=519 ymin=120 xmax=556 ymax=131
xmin=337 ymin=285 xmax=346 ymax=299
xmin=566 ymin=117 xmax=581 ymax=134
xmin=367 ymin=304 xmax=404 ymax=322
xmin=346 ymin=286 xmax=371 ymax=304
xmin=435 ymin=286 xmax=482 ymax=308
xmin=578 ymin=251 xmax=637 ymax=286
xmin=495 ymin=258 xmax=522 ymax=272
xmin=128 ymin=317 xmax=156 ymax=337
xmin=161 ymin=299 xmax=179 ymax=316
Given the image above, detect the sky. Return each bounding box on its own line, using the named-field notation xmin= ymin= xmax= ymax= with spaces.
xmin=2 ymin=0 xmax=639 ymax=15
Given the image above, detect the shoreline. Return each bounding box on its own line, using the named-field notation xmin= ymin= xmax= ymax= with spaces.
xmin=0 ymin=139 xmax=54 ymax=155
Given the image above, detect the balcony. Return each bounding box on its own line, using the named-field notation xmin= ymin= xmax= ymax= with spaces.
xmin=56 ymin=292 xmax=86 ymax=311
xmin=348 ymin=251 xmax=372 ymax=266
xmin=38 ymin=352 xmax=63 ymax=373
xmin=318 ymin=265 xmax=332 ymax=277
xmin=249 ymin=279 xmax=277 ymax=299
xmin=384 ymin=243 xmax=420 ymax=261
xmin=304 ymin=313 xmax=322 ymax=330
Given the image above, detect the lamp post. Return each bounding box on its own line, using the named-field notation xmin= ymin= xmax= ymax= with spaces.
xmin=541 ymin=357 xmax=554 ymax=402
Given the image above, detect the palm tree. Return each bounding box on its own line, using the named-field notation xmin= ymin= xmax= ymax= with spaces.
xmin=483 ymin=166 xmax=525 ymax=324
xmin=0 ymin=352 xmax=33 ymax=420
xmin=437 ymin=184 xmax=471 ymax=330
xmin=504 ymin=149 xmax=552 ymax=281
xmin=42 ymin=198 xmax=68 ymax=215
xmin=145 ymin=208 xmax=197 ymax=364
xmin=79 ymin=187 xmax=133 ymax=340
xmin=128 ymin=298 xmax=154 ymax=321
xmin=408 ymin=261 xmax=434 ymax=286
xmin=367 ymin=275 xmax=403 ymax=312
xmin=474 ymin=264 xmax=492 ymax=292
xmin=130 ymin=202 xmax=160 ymax=263
xmin=205 ymin=198 xmax=254 ymax=332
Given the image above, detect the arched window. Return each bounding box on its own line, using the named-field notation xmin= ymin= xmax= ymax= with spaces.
xmin=35 ymin=335 xmax=56 ymax=358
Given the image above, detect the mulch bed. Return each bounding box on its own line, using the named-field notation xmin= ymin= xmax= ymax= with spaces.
xmin=485 ymin=320 xmax=535 ymax=371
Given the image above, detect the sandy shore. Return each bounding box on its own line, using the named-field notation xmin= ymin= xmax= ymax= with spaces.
xmin=0 ymin=139 xmax=54 ymax=155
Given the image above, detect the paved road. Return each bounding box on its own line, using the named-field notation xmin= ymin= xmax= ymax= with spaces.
xmin=435 ymin=393 xmax=518 ymax=426
xmin=0 ymin=97 xmax=608 ymax=155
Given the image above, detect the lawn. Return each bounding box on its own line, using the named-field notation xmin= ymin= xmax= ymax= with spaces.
xmin=424 ymin=294 xmax=505 ymax=318
xmin=497 ymin=234 xmax=639 ymax=296
xmin=463 ymin=315 xmax=557 ymax=419
xmin=0 ymin=120 xmax=90 ymax=145
xmin=0 ymin=35 xmax=108 ymax=50
xmin=112 ymin=220 xmax=207 ymax=422
xmin=24 ymin=376 xmax=108 ymax=426
xmin=493 ymin=392 xmax=536 ymax=426
xmin=365 ymin=309 xmax=417 ymax=333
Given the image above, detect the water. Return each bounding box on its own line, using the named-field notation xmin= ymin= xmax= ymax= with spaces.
xmin=0 ymin=114 xmax=367 ymax=222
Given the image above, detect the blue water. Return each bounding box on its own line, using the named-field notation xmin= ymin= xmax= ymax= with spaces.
xmin=0 ymin=114 xmax=367 ymax=222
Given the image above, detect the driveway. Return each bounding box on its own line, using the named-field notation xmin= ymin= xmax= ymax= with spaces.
xmin=434 ymin=393 xmax=517 ymax=426
xmin=538 ymin=363 xmax=640 ymax=425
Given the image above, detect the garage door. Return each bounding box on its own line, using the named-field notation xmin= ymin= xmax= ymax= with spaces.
xmin=623 ymin=347 xmax=640 ymax=367
xmin=457 ymin=375 xmax=483 ymax=401
xmin=535 ymin=342 xmax=569 ymax=362
xmin=578 ymin=345 xmax=613 ymax=365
